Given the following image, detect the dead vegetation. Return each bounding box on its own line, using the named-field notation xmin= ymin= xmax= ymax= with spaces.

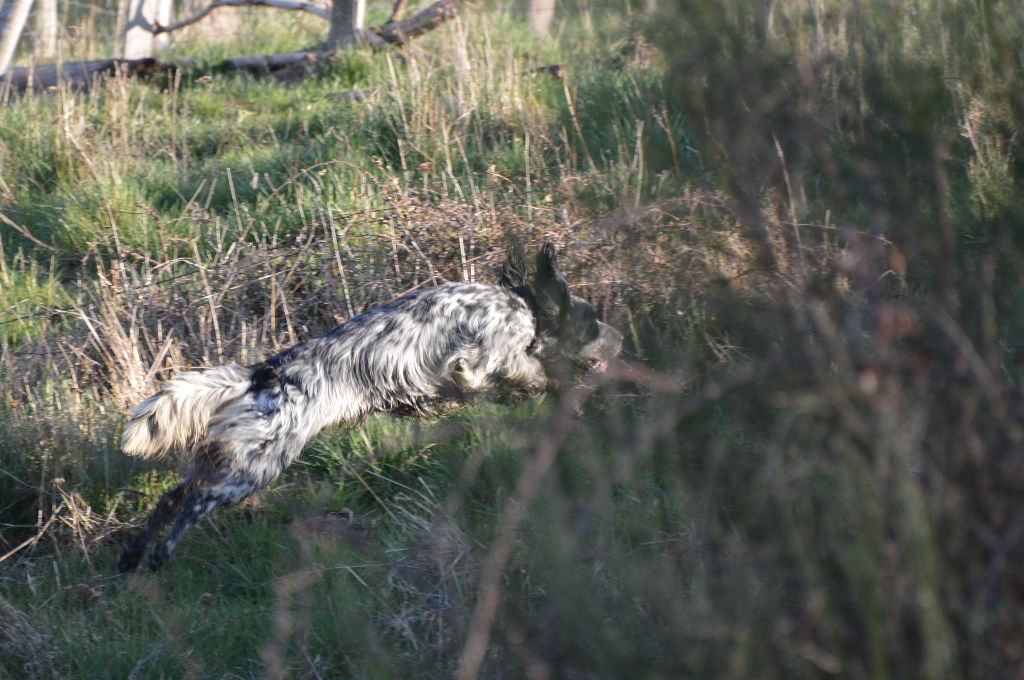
xmin=1 ymin=0 xmax=1023 ymax=676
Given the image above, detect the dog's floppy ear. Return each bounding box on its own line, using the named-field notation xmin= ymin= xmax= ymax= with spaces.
xmin=499 ymin=244 xmax=527 ymax=289
xmin=532 ymin=242 xmax=570 ymax=317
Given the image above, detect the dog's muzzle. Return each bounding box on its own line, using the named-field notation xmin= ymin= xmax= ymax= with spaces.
xmin=579 ymin=322 xmax=623 ymax=375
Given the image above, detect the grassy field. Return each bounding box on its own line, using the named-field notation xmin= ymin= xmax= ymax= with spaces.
xmin=1 ymin=0 xmax=1023 ymax=677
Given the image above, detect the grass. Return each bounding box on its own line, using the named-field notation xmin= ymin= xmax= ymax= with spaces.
xmin=2 ymin=0 xmax=1024 ymax=677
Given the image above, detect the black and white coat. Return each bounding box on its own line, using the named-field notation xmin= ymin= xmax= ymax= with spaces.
xmin=118 ymin=243 xmax=622 ymax=571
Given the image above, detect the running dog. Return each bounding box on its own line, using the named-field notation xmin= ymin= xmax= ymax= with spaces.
xmin=118 ymin=243 xmax=622 ymax=571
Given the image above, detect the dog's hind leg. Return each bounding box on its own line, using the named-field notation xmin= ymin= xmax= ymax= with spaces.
xmin=146 ymin=474 xmax=262 ymax=571
xmin=118 ymin=478 xmax=194 ymax=573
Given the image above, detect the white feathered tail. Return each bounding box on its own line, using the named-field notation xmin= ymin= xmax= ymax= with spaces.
xmin=121 ymin=363 xmax=253 ymax=459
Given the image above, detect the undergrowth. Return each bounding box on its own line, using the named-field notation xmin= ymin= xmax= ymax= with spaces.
xmin=2 ymin=0 xmax=1023 ymax=678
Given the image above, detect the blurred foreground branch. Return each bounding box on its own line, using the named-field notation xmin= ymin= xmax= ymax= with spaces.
xmin=456 ymin=358 xmax=769 ymax=679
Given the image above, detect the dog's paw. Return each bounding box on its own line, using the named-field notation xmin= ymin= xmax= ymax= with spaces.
xmin=147 ymin=543 xmax=170 ymax=571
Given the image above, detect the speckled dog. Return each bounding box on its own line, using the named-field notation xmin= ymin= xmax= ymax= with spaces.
xmin=118 ymin=243 xmax=622 ymax=571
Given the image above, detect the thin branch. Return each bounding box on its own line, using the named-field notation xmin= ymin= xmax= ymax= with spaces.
xmin=455 ymin=358 xmax=771 ymax=680
xmin=152 ymin=0 xmax=327 ymax=35
xmin=0 ymin=211 xmax=58 ymax=252
xmin=387 ymin=0 xmax=406 ymax=22
xmin=372 ymin=0 xmax=460 ymax=45
xmin=456 ymin=378 xmax=593 ymax=680
xmin=0 ymin=503 xmax=62 ymax=564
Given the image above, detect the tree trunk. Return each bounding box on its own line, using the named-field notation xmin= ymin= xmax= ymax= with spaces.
xmin=0 ymin=0 xmax=34 ymax=76
xmin=328 ymin=0 xmax=364 ymax=48
xmin=154 ymin=0 xmax=172 ymax=47
xmin=123 ymin=0 xmax=156 ymax=58
xmin=528 ymin=0 xmax=554 ymax=36
xmin=33 ymin=0 xmax=57 ymax=59
xmin=114 ymin=0 xmax=129 ymax=55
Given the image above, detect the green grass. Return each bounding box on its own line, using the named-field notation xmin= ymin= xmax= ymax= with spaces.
xmin=2 ymin=0 xmax=1024 ymax=677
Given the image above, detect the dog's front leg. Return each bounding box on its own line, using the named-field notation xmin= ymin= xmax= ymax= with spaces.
xmin=499 ymin=353 xmax=548 ymax=400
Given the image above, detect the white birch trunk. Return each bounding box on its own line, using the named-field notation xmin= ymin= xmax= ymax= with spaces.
xmin=114 ymin=0 xmax=129 ymax=55
xmin=33 ymin=0 xmax=57 ymax=59
xmin=328 ymin=0 xmax=364 ymax=47
xmin=528 ymin=0 xmax=554 ymax=36
xmin=123 ymin=0 xmax=155 ymax=59
xmin=154 ymin=0 xmax=172 ymax=46
xmin=0 ymin=0 xmax=35 ymax=76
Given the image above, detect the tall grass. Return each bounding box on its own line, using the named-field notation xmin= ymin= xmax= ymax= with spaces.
xmin=644 ymin=1 xmax=1024 ymax=677
xmin=1 ymin=0 xmax=1022 ymax=678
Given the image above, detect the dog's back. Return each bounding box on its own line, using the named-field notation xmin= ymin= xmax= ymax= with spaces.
xmin=122 ymin=283 xmax=543 ymax=475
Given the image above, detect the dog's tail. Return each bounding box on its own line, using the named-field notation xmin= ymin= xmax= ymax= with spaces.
xmin=121 ymin=363 xmax=253 ymax=459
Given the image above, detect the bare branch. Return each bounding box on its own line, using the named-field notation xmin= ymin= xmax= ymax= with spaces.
xmin=455 ymin=358 xmax=770 ymax=680
xmin=152 ymin=0 xmax=327 ymax=35
xmin=0 ymin=211 xmax=58 ymax=252
xmin=387 ymin=0 xmax=406 ymax=23
xmin=372 ymin=0 xmax=460 ymax=46
xmin=147 ymin=0 xmax=459 ymax=44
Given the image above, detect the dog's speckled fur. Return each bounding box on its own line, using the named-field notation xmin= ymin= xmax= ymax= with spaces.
xmin=118 ymin=244 xmax=622 ymax=571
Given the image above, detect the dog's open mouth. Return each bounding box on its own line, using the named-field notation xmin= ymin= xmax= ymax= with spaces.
xmin=582 ymin=358 xmax=609 ymax=375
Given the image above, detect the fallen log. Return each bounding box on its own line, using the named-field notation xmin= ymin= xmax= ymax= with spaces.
xmin=0 ymin=0 xmax=460 ymax=95
xmin=220 ymin=50 xmax=327 ymax=74
xmin=0 ymin=52 xmax=338 ymax=94
xmin=1 ymin=58 xmax=166 ymax=94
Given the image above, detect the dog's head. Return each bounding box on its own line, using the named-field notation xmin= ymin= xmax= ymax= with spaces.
xmin=502 ymin=243 xmax=623 ymax=377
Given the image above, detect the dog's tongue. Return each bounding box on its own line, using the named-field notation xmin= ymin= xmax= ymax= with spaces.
xmin=592 ymin=360 xmax=608 ymax=374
